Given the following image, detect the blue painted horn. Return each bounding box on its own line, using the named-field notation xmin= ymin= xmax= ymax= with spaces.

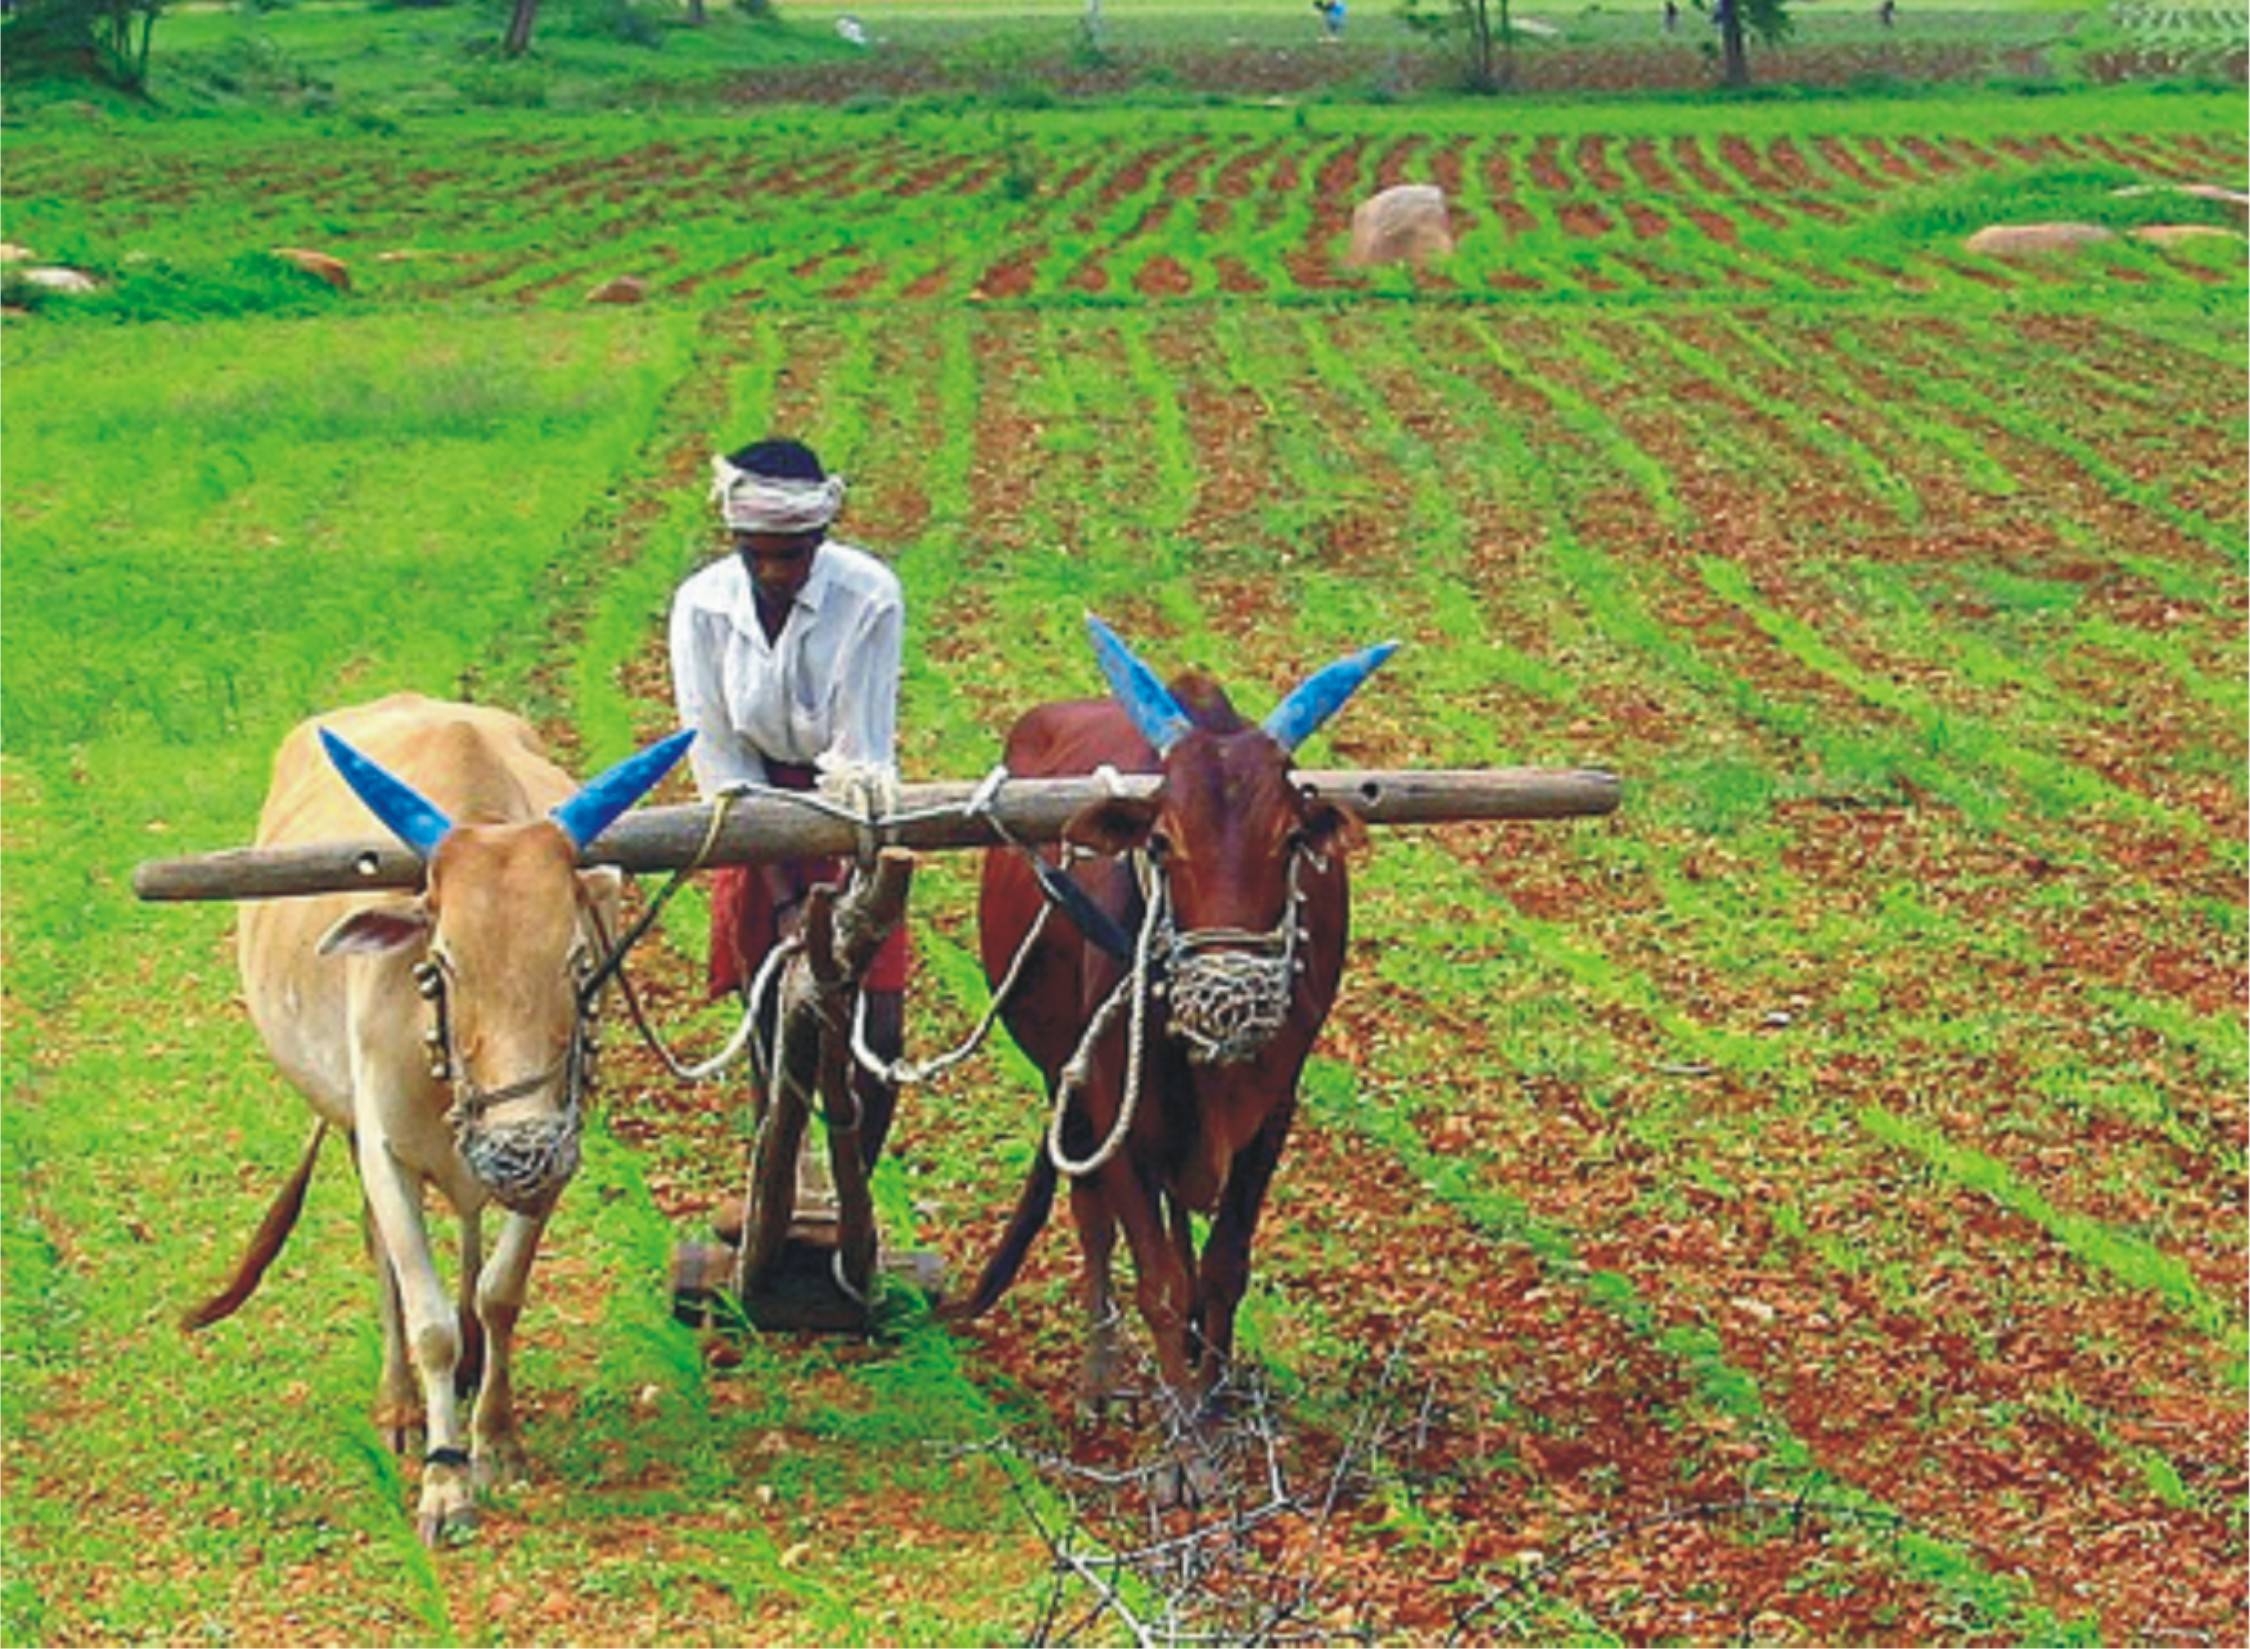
xmin=321 ymin=725 xmax=695 ymax=861
xmin=320 ymin=728 xmax=452 ymax=860
xmin=551 ymin=728 xmax=696 ymax=852
xmin=1261 ymin=640 xmax=1400 ymax=754
xmin=1086 ymin=614 xmax=1192 ymax=756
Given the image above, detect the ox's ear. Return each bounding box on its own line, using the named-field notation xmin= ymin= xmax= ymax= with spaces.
xmin=575 ymin=865 xmax=625 ymax=924
xmin=317 ymin=902 xmax=432 ymax=958
xmin=1062 ymin=795 xmax=1161 ymax=858
xmin=1295 ymin=796 xmax=1368 ymax=859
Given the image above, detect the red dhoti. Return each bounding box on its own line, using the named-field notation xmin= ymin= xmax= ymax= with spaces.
xmin=705 ymin=761 xmax=911 ymax=1000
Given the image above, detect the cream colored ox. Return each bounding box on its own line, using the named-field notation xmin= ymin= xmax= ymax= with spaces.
xmin=185 ymin=693 xmax=691 ymax=1545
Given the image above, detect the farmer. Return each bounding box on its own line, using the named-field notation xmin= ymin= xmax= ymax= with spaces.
xmin=668 ymin=436 xmax=908 ymax=1170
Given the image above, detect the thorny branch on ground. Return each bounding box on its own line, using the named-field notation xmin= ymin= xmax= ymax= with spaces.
xmin=962 ymin=1329 xmax=1952 ymax=1648
xmin=965 ymin=1336 xmax=1432 ymax=1647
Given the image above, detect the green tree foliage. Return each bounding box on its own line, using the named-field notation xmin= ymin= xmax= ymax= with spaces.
xmin=1398 ymin=0 xmax=1516 ymax=93
xmin=4 ymin=0 xmax=166 ymax=89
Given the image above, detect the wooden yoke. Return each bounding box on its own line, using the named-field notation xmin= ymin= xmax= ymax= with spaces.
xmin=735 ymin=848 xmax=914 ymax=1314
xmin=132 ymin=768 xmax=1622 ymax=903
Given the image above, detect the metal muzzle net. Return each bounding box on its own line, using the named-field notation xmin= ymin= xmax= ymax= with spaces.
xmin=458 ymin=1114 xmax=582 ymax=1215
xmin=414 ymin=955 xmax=595 ymax=1215
xmin=1158 ymin=849 xmax=1316 ymax=1067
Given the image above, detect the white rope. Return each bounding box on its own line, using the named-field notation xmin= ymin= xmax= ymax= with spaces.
xmin=1046 ymin=859 xmax=1166 ymax=1179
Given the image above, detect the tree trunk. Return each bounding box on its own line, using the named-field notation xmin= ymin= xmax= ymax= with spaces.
xmin=502 ymin=0 xmax=539 ymax=57
xmin=1720 ymin=6 xmax=1749 ymax=85
xmin=686 ymin=0 xmax=705 ymax=26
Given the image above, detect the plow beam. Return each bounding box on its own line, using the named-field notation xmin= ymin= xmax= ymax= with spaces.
xmin=132 ymin=766 xmax=1621 ymax=902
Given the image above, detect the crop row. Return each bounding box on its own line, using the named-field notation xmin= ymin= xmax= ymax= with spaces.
xmin=522 ymin=292 xmax=2248 ymax=1639
xmin=7 ymin=111 xmax=2242 ymax=316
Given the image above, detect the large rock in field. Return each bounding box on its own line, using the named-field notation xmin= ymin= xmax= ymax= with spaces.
xmin=2112 ymin=182 xmax=2250 ymax=229
xmin=273 ymin=247 xmax=352 ymax=291
xmin=1964 ymin=222 xmax=2114 ymax=258
xmin=587 ymin=274 xmax=649 ymax=305
xmin=1347 ymin=185 xmax=1454 ymax=269
xmin=0 ymin=243 xmax=33 ymax=264
xmin=18 ymin=266 xmax=100 ymax=294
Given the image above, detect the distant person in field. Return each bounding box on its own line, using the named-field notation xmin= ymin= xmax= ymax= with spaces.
xmin=1878 ymin=0 xmax=1895 ymax=25
xmin=1314 ymin=0 xmax=1346 ymax=40
xmin=1664 ymin=0 xmax=1679 ymax=31
xmin=668 ymin=436 xmax=908 ymax=1168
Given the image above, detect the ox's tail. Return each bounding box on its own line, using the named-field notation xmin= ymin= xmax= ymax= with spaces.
xmin=182 ymin=1120 xmax=329 ymax=1332
xmin=938 ymin=1148 xmax=1058 ymax=1321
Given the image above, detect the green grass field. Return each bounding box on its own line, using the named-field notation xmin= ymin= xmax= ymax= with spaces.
xmin=2 ymin=19 xmax=2245 ymax=1645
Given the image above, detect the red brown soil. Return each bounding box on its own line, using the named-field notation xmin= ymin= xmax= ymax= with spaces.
xmin=1620 ymin=200 xmax=1670 ymax=240
xmin=1373 ymin=135 xmax=1427 ymax=192
xmin=900 ymin=264 xmax=953 ymax=300
xmin=972 ymin=245 xmax=1044 ymax=301
xmin=1682 ymin=205 xmax=1742 ymax=248
xmin=1575 ymin=134 xmax=1626 ymax=194
xmin=1428 ymin=136 xmax=1469 ymax=202
xmin=1897 ymin=135 xmax=1963 ymax=176
xmin=1811 ymin=135 xmax=1883 ymax=190
xmin=1527 ymin=135 xmax=1571 ymax=193
xmin=1717 ymin=135 xmax=1785 ymax=194
xmin=1763 ymin=136 xmax=1826 ymax=191
xmin=1622 ymin=137 xmax=1679 ymax=193
xmin=1482 ymin=139 xmax=1539 ymax=237
xmin=1668 ymin=134 xmax=1736 ymax=195
xmin=1077 ymin=144 xmax=1169 ymax=227
xmin=1856 ymin=135 xmax=1928 ymax=182
xmin=1558 ymin=200 xmax=1614 ymax=239
xmin=1213 ymin=254 xmax=1264 ymax=295
xmin=1132 ymin=255 xmax=1193 ymax=298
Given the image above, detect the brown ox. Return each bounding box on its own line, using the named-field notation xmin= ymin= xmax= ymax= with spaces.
xmin=951 ymin=620 xmax=1394 ymax=1457
xmin=185 ymin=693 xmax=690 ymax=1544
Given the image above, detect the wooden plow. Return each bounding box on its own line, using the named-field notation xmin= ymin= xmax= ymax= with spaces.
xmin=135 ymin=765 xmax=1620 ymax=1334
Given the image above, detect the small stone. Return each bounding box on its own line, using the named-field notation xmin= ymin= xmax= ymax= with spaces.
xmin=587 ymin=274 xmax=649 ymax=305
xmin=1963 ymin=222 xmax=2114 ymax=258
xmin=273 ymin=247 xmax=351 ymax=291
xmin=2130 ymin=223 xmax=2241 ymax=249
xmin=19 ymin=266 xmax=99 ymax=294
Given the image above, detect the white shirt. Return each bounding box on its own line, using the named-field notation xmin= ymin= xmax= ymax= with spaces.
xmin=667 ymin=541 xmax=903 ymax=798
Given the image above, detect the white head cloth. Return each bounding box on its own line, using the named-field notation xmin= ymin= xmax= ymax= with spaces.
xmin=710 ymin=454 xmax=847 ymax=533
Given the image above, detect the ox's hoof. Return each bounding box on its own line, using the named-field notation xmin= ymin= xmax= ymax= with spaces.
xmin=380 ymin=1414 xmax=426 ymax=1458
xmin=416 ymin=1464 xmax=478 ymax=1547
xmin=415 ymin=1493 xmax=477 ymax=1547
xmin=474 ymin=1435 xmax=529 ymax=1491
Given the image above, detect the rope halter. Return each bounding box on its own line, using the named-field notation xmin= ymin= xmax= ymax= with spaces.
xmin=410 ymin=928 xmax=609 ymax=1214
xmin=1159 ymin=845 xmax=1319 ymax=1066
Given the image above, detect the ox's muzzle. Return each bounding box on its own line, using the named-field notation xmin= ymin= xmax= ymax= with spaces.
xmin=1158 ymin=847 xmax=1316 ymax=1067
xmin=1166 ymin=941 xmax=1296 ymax=1065
xmin=458 ymin=1111 xmax=582 ymax=1215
